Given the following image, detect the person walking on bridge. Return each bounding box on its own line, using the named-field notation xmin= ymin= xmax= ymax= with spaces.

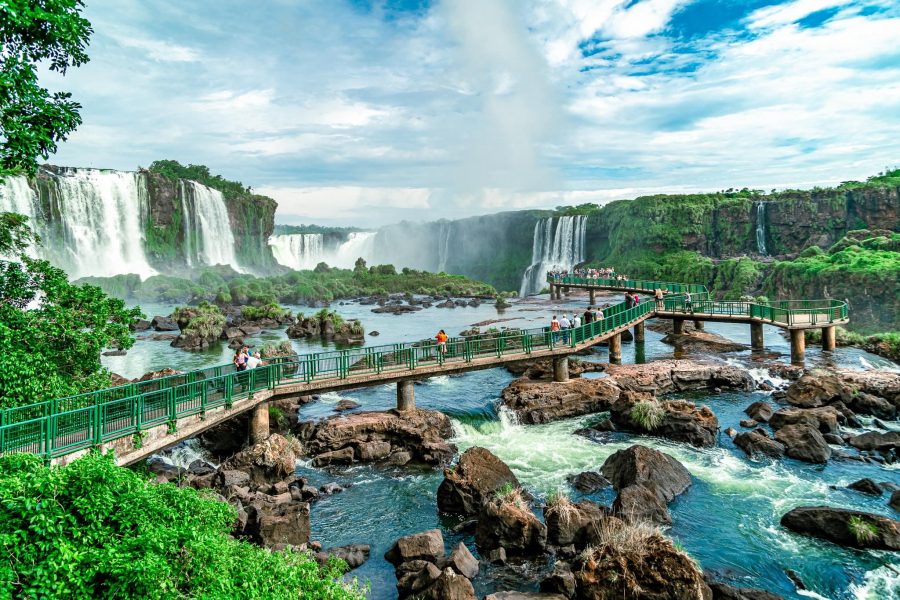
xmin=583 ymin=307 xmax=593 ymax=324
xmin=559 ymin=314 xmax=571 ymax=344
xmin=436 ymin=329 xmax=448 ymax=355
xmin=550 ymin=315 xmax=561 ymax=343
xmin=625 ymin=293 xmax=634 ymax=309
xmin=654 ymin=288 xmax=664 ymax=310
xmin=684 ymin=291 xmax=693 ymax=312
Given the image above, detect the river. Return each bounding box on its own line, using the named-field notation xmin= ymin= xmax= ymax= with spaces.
xmin=110 ymin=291 xmax=900 ymax=600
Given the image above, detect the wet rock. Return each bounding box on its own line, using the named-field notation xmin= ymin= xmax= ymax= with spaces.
xmin=102 ymin=349 xmax=127 ymax=356
xmin=244 ymin=500 xmax=310 ymax=548
xmin=488 ymin=594 xmax=567 ymax=600
xmin=660 ymin=330 xmax=748 ymax=354
xmin=847 ymin=430 xmax=900 ymax=451
xmin=734 ymin=430 xmax=785 ymax=459
xmin=540 ymin=561 xmax=576 ymax=597
xmin=707 ymin=580 xmax=784 ymax=599
xmin=780 ymin=506 xmax=900 ymax=550
xmin=603 ymin=360 xmax=754 ymax=395
xmin=437 ymin=447 xmax=520 ymax=516
xmin=601 ymin=445 xmax=692 ymax=503
xmin=220 ymin=434 xmax=302 ymax=486
xmin=546 ymin=498 xmax=607 ymax=547
xmin=846 ymin=393 xmax=896 ymax=420
xmin=724 ymin=427 xmax=738 ymax=438
xmin=150 ymin=315 xmax=178 ymax=331
xmin=613 ymin=484 xmax=672 ymax=525
xmin=200 ymin=415 xmax=249 ymax=458
xmin=848 ymin=478 xmax=882 ymax=496
xmin=371 ymin=304 xmax=423 ymax=314
xmin=500 ymin=377 xmax=620 ymax=424
xmin=334 ymin=399 xmax=360 ymax=411
xmin=774 ymin=424 xmax=832 ymax=463
xmin=566 ymin=471 xmax=610 ymax=493
xmin=446 ymin=542 xmax=479 ymax=579
xmin=785 ymin=372 xmax=848 ymax=407
xmin=385 ymin=529 xmax=446 ymax=565
xmin=590 ymin=418 xmax=616 ymax=432
xmin=316 ymin=544 xmax=370 ymax=571
xmin=486 ymin=547 xmax=507 ymax=564
xmin=613 ymin=395 xmax=719 ymax=447
xmin=823 ymin=433 xmax=844 ymax=445
xmin=571 ymin=519 xmax=712 ymax=600
xmin=319 ymin=482 xmax=344 ymax=495
xmin=740 ymin=419 xmax=758 ymax=428
xmin=891 ymin=490 xmax=900 ymax=512
xmin=475 ymin=490 xmax=547 ymax=556
xmin=769 ymin=406 xmax=841 ymax=434
xmin=130 ymin=318 xmax=151 ymax=332
xmin=302 ymin=409 xmax=456 ymax=466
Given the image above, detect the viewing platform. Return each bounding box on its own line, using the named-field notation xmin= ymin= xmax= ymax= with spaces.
xmin=0 ymin=275 xmax=848 ymax=466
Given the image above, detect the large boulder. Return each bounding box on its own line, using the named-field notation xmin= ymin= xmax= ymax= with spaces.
xmin=475 ymin=489 xmax=547 ymax=556
xmin=437 ymin=447 xmax=520 ymax=516
xmin=846 ymin=430 xmax=900 ymax=451
xmin=150 ymin=315 xmax=179 ymax=331
xmin=734 ymin=430 xmax=785 ymax=459
xmin=610 ymin=396 xmax=719 ymax=447
xmin=603 ymin=360 xmax=753 ymax=395
xmin=386 ymin=530 xmax=478 ymax=600
xmin=601 ymin=445 xmax=692 ymax=503
xmin=219 ymin=433 xmax=302 ymax=486
xmin=571 ymin=518 xmax=712 ymax=600
xmin=612 ymin=483 xmax=673 ymax=525
xmin=706 ymin=581 xmax=784 ymax=599
xmin=846 ymin=392 xmax=896 ymax=420
xmin=780 ymin=506 xmax=900 ymax=550
xmin=785 ymin=372 xmax=848 ymax=407
xmin=300 ymin=409 xmax=456 ymax=466
xmin=487 ymin=594 xmax=568 ymax=600
xmin=315 ymin=544 xmax=370 ymax=571
xmin=744 ymin=401 xmax=774 ymax=423
xmin=768 ymin=406 xmax=841 ymax=434
xmin=385 ymin=529 xmax=445 ymax=565
xmin=500 ymin=377 xmax=621 ymax=424
xmin=774 ymin=424 xmax=832 ymax=463
xmin=660 ymin=330 xmax=748 ymax=354
xmin=545 ymin=497 xmax=607 ymax=548
xmin=244 ymin=500 xmax=310 ymax=548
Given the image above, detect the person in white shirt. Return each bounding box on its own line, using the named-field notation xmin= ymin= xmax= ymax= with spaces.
xmin=559 ymin=315 xmax=571 ymax=343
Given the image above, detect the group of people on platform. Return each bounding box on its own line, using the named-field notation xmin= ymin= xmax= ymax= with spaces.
xmin=549 ymin=305 xmax=605 ymax=343
xmin=233 ymin=346 xmax=261 ymax=371
xmin=548 ymin=268 xmax=632 ymax=282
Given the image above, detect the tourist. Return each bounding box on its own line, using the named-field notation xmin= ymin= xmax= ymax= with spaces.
xmin=632 ymin=293 xmax=641 ymax=306
xmin=246 ymin=350 xmax=261 ymax=370
xmin=596 ymin=307 xmax=604 ymax=321
xmin=436 ymin=329 xmax=448 ymax=354
xmin=654 ymin=288 xmax=664 ymax=309
xmin=625 ymin=293 xmax=633 ymax=309
xmin=573 ymin=313 xmax=582 ymax=329
xmin=583 ymin=307 xmax=593 ymax=324
xmin=233 ymin=347 xmax=248 ymax=371
xmin=550 ymin=315 xmax=561 ymax=343
xmin=684 ymin=291 xmax=693 ymax=312
xmin=559 ymin=314 xmax=571 ymax=343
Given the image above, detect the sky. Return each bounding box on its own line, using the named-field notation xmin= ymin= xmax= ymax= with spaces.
xmin=45 ymin=0 xmax=900 ymax=226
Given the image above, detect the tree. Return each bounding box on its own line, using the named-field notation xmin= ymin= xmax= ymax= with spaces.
xmin=0 ymin=0 xmax=92 ymax=174
xmin=0 ymin=217 xmax=141 ymax=409
xmin=353 ymin=257 xmax=367 ymax=275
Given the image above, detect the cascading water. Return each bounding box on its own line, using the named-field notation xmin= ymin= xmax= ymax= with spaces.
xmin=437 ymin=221 xmax=452 ymax=272
xmin=0 ymin=169 xmax=157 ymax=279
xmin=518 ymin=215 xmax=587 ymax=296
xmin=756 ymin=202 xmax=768 ymax=255
xmin=182 ymin=181 xmax=240 ymax=269
xmin=268 ymin=231 xmax=376 ymax=270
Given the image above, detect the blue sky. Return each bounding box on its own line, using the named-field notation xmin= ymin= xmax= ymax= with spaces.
xmin=47 ymin=0 xmax=900 ymax=226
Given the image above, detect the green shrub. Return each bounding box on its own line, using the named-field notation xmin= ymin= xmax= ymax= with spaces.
xmin=630 ymin=399 xmax=665 ymax=431
xmin=848 ymin=515 xmax=879 ymax=544
xmin=0 ymin=452 xmax=364 ymax=599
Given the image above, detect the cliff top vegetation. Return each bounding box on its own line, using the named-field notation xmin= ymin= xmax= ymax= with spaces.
xmin=147 ymin=159 xmax=264 ymax=202
xmin=273 ymin=223 xmax=368 ymax=235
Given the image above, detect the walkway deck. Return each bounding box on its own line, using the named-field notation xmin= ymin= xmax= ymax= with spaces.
xmin=0 ymin=276 xmax=848 ymax=465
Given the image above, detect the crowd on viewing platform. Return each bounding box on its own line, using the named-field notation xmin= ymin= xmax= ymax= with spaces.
xmin=548 ymin=267 xmax=627 ymax=280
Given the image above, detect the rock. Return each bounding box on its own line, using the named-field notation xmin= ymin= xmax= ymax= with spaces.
xmin=387 ymin=451 xmax=413 ymax=466
xmin=385 ymin=529 xmax=446 ymax=565
xmin=200 ymin=415 xmax=249 ymax=458
xmin=612 ymin=483 xmax=673 ymax=524
xmin=319 ymin=482 xmax=344 ymax=495
xmin=572 ymin=519 xmax=712 ymax=600
xmin=369 ymin=330 xmax=380 ymax=336
xmin=847 ymin=393 xmax=896 ymax=420
xmin=102 ymin=349 xmax=127 ymax=356
xmin=130 ymin=318 xmax=151 ymax=332
xmin=221 ymin=327 xmax=243 ymax=340
xmin=546 ymin=498 xmax=607 ymax=547
xmin=316 ymin=544 xmax=370 ymax=570
xmin=216 ymin=469 xmax=250 ymax=489
xmin=707 ymin=581 xmax=784 ymax=599
xmin=740 ymin=419 xmax=757 ymax=428
xmin=426 ymin=568 xmax=476 ymax=600
xmin=823 ymin=433 xmax=844 ymax=445
xmin=847 ymin=430 xmax=900 ymax=451
xmin=371 ymin=304 xmax=423 ymax=314
xmin=438 ymin=447 xmax=520 ymax=516
xmin=724 ymin=427 xmax=738 ymax=438
xmin=136 ymin=367 xmax=180 ymax=382
xmin=150 ymin=315 xmax=179 ymax=331
xmin=610 ymin=396 xmax=719 ymax=447
xmin=220 ymin=434 xmax=302 ymax=486
xmin=590 ymin=418 xmax=616 ymax=432
xmin=734 ymin=431 xmax=785 ymax=459
xmin=785 ymin=372 xmax=848 ymax=407
xmin=475 ymin=491 xmax=547 ymax=556
xmin=508 ymin=358 xmax=605 ymax=380
xmin=780 ymin=506 xmax=900 ymax=550
xmin=566 ymin=471 xmax=610 ymax=493
xmin=540 ymin=561 xmax=576 ymax=597
xmin=601 ymin=445 xmax=692 ymax=503
xmin=486 ymin=547 xmax=507 ymax=564
xmin=245 ymin=500 xmax=310 ymax=548
xmin=660 ymin=330 xmax=748 ymax=354
xmin=769 ymin=406 xmax=841 ymax=434
xmin=446 ymin=542 xmax=479 ymax=579
xmin=848 ymin=478 xmax=883 ymax=496
xmin=774 ymin=424 xmax=832 ymax=463
xmin=488 ymin=594 xmax=568 ymax=600
xmin=311 ymin=447 xmax=355 ymax=467
xmin=397 ymin=561 xmax=441 ymax=596
xmin=501 ymin=377 xmax=621 ymax=424
xmin=602 ymin=360 xmax=753 ymax=395
xmin=357 ymin=440 xmax=392 ymax=461
xmin=891 ymin=490 xmax=900 ymax=512
xmin=334 ymin=399 xmax=360 ymax=411
xmin=302 ymin=409 xmax=456 ymax=466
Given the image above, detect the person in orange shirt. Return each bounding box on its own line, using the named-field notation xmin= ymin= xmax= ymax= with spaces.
xmin=436 ymin=329 xmax=448 ymax=354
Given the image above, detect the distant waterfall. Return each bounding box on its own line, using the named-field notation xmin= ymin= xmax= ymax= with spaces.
xmin=269 ymin=231 xmax=376 ymax=270
xmin=268 ymin=233 xmax=325 ymax=270
xmin=0 ymin=169 xmax=157 ymax=279
xmin=437 ymin=222 xmax=452 ymax=272
xmin=755 ymin=202 xmax=768 ymax=255
xmin=519 ymin=215 xmax=587 ymax=296
xmin=182 ymin=181 xmax=240 ymax=269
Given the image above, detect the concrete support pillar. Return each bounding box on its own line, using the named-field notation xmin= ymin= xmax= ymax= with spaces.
xmin=609 ymin=333 xmax=622 ymax=363
xmin=563 ymin=286 xmax=570 ymax=296
xmin=673 ymin=318 xmax=685 ymax=335
xmin=589 ymin=289 xmax=596 ymax=306
xmin=790 ymin=329 xmax=806 ymax=365
xmin=249 ymin=402 xmax=270 ymax=444
xmin=552 ymin=356 xmax=569 ymax=382
xmin=634 ymin=321 xmax=645 ymax=343
xmin=750 ymin=322 xmax=764 ymax=349
xmin=693 ymin=320 xmax=704 ymax=330
xmin=397 ymin=380 xmax=415 ymax=412
xmin=822 ymin=326 xmax=836 ymax=352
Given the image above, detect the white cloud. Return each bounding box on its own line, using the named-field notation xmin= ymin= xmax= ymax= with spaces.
xmin=746 ymin=0 xmax=851 ymax=29
xmin=111 ymin=33 xmax=200 ymax=62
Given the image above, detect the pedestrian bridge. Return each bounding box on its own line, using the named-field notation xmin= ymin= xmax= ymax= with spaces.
xmin=0 ymin=277 xmax=848 ymax=465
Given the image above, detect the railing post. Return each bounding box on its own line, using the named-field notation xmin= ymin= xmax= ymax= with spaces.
xmin=93 ymin=405 xmax=102 ymax=447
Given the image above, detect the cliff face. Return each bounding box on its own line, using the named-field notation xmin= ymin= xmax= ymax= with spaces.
xmin=226 ymin=194 xmax=277 ymax=272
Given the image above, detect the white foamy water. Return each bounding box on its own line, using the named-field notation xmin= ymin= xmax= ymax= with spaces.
xmin=183 ymin=180 xmax=240 ymax=269
xmin=269 ymin=231 xmax=376 ymax=270
xmin=859 ymin=356 xmax=900 ymax=373
xmin=519 ymin=215 xmax=587 ymax=297
xmin=156 ymin=438 xmax=215 ymax=469
xmin=849 ymin=564 xmax=900 ymax=600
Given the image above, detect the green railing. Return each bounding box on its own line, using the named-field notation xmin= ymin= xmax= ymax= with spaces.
xmin=0 ymin=298 xmax=654 ymax=460
xmin=552 ymin=275 xmax=709 ymax=296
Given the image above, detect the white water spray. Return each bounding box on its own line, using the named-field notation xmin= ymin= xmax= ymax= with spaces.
xmin=756 ymin=202 xmax=768 ymax=255
xmin=519 ymin=215 xmax=587 ymax=296
xmin=269 ymin=231 xmax=376 ymax=270
xmin=182 ymin=181 xmax=240 ymax=269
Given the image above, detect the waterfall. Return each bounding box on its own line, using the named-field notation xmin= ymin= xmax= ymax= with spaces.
xmin=182 ymin=181 xmax=240 ymax=270
xmin=755 ymin=202 xmax=768 ymax=255
xmin=437 ymin=221 xmax=452 ymax=272
xmin=269 ymin=231 xmax=376 ymax=270
xmin=518 ymin=215 xmax=587 ymax=297
xmin=0 ymin=169 xmax=157 ymax=279
xmin=268 ymin=233 xmax=325 ymax=270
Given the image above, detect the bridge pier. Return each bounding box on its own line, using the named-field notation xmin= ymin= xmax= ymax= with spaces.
xmin=609 ymin=333 xmax=622 ymax=363
xmin=397 ymin=380 xmax=415 ymax=411
xmin=552 ymin=356 xmax=569 ymax=382
xmin=693 ymin=320 xmax=704 ymax=331
xmin=589 ymin=289 xmax=596 ymax=306
xmin=249 ymin=402 xmax=270 ymax=444
xmin=789 ymin=329 xmax=805 ymax=365
xmin=672 ymin=318 xmax=685 ymax=335
xmin=750 ymin=322 xmax=764 ymax=349
xmin=822 ymin=326 xmax=836 ymax=352
xmin=634 ymin=321 xmax=645 ymax=343
xmin=563 ymin=286 xmax=570 ymax=296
